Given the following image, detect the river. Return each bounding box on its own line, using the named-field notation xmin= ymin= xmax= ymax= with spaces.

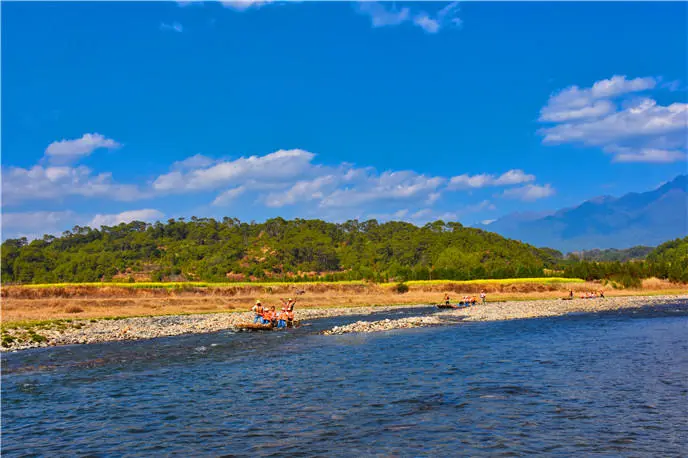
xmin=3 ymin=304 xmax=687 ymax=456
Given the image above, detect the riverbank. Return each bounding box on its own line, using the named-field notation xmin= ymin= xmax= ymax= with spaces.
xmin=2 ymin=294 xmax=686 ymax=352
xmin=2 ymin=278 xmax=684 ymax=323
xmin=1 ymin=305 xmax=423 ymax=352
xmin=323 ymin=295 xmax=688 ymax=335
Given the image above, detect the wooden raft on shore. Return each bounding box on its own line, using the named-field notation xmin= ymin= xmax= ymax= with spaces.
xmin=235 ymin=321 xmax=301 ymax=331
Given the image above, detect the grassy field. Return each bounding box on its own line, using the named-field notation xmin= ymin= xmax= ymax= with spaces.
xmin=19 ymin=280 xmax=369 ymax=289
xmin=15 ymin=277 xmax=581 ymax=289
xmin=380 ymin=277 xmax=585 ymax=287
xmin=2 ymin=277 xmax=685 ymax=323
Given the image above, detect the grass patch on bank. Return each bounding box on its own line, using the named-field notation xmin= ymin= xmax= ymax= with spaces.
xmin=13 ymin=278 xmax=583 ymax=289
xmin=380 ymin=277 xmax=585 ymax=288
xmin=18 ymin=280 xmax=369 ymax=289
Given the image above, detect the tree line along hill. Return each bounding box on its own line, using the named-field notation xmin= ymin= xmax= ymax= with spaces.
xmin=1 ymin=217 xmax=687 ymax=285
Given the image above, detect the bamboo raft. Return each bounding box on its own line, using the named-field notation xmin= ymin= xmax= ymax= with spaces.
xmin=235 ymin=321 xmax=301 ymax=331
xmin=436 ymin=302 xmax=475 ymax=309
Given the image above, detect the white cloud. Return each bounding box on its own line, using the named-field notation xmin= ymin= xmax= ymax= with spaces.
xmin=212 ymin=186 xmax=247 ymax=206
xmin=481 ymin=219 xmax=496 ymax=225
xmin=366 ymin=209 xmax=410 ymax=221
xmin=172 ymin=154 xmax=214 ymax=170
xmin=357 ymin=2 xmax=410 ymax=27
xmin=160 ymin=22 xmax=184 ymax=33
xmin=2 ymin=165 xmax=145 ymax=205
xmin=153 ymin=149 xmax=315 ymax=192
xmin=44 ymin=133 xmax=120 ymax=164
xmin=413 ymin=14 xmax=440 ymax=34
xmin=2 ymin=211 xmax=75 ymax=231
xmin=411 ymin=209 xmax=432 ymax=219
xmin=426 ymin=192 xmax=441 ymax=204
xmin=502 ymin=184 xmax=555 ymax=201
xmin=448 ymin=169 xmax=535 ymax=190
xmin=1 ymin=211 xmax=78 ymax=240
xmin=413 ymin=2 xmax=461 ymax=34
xmin=88 ymin=209 xmax=164 ymax=228
xmin=1 ymin=209 xmax=164 ymax=240
xmin=221 ymin=0 xmax=274 ymax=11
xmin=611 ymin=148 xmax=686 ymax=164
xmin=319 ymin=171 xmax=445 ymax=208
xmin=264 ymin=175 xmax=336 ymax=208
xmin=3 ymin=133 xmax=145 ymax=206
xmin=357 ymin=1 xmax=460 ymax=33
xmin=539 ymin=75 xmax=657 ymax=123
xmin=153 ymin=150 xmax=547 ymax=216
xmin=539 ymin=75 xmax=687 ymax=163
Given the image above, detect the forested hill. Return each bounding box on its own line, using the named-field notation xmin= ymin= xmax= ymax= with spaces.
xmin=568 ymin=246 xmax=654 ymax=262
xmin=1 ymin=218 xmax=563 ymax=284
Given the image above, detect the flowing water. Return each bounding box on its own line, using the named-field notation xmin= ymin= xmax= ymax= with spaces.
xmin=3 ymin=304 xmax=687 ymax=457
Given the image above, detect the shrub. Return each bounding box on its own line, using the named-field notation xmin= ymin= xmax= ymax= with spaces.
xmin=609 ymin=274 xmax=642 ymax=289
xmin=65 ymin=305 xmax=84 ymax=314
xmin=1 ymin=334 xmax=15 ymax=347
xmin=395 ymin=282 xmax=409 ymax=294
xmin=28 ymin=331 xmax=47 ymax=343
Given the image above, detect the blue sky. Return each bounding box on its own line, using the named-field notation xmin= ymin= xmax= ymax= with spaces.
xmin=2 ymin=1 xmax=687 ymax=240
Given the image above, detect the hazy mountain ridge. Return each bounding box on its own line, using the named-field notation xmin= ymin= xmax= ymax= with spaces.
xmin=479 ymin=175 xmax=687 ymax=252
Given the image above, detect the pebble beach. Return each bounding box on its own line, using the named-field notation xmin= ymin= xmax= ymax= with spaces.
xmin=3 ymin=295 xmax=686 ymax=351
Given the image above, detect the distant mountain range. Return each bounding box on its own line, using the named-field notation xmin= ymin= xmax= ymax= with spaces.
xmin=477 ymin=175 xmax=688 ymax=253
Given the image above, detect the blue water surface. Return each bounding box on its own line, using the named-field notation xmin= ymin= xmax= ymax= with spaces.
xmin=3 ymin=303 xmax=688 ymax=457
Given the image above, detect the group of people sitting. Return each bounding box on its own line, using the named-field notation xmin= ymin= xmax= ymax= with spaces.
xmin=252 ymin=298 xmax=296 ymax=328
xmin=567 ymin=289 xmax=605 ymax=299
xmin=443 ymin=290 xmax=487 ymax=307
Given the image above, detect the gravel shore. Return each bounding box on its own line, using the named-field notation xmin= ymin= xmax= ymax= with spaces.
xmin=0 ymin=305 xmax=421 ymax=352
xmin=323 ymin=295 xmax=688 ymax=335
xmin=3 ymin=295 xmax=686 ymax=351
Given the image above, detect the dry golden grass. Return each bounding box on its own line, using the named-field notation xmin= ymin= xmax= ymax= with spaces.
xmin=2 ymin=278 xmax=685 ymax=323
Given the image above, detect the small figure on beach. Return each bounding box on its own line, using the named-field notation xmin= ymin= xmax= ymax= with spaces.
xmin=599 ymin=290 xmax=605 ymax=298
xmin=569 ymin=289 xmax=574 ymax=299
xmin=480 ymin=290 xmax=486 ymax=304
xmin=443 ymin=294 xmax=451 ymax=306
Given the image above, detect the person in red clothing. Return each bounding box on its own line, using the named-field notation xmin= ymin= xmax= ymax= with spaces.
xmin=277 ymin=308 xmax=288 ymax=329
xmin=261 ymin=306 xmax=276 ymax=325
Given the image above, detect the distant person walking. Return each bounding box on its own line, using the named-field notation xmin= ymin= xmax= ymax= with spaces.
xmin=480 ymin=290 xmax=486 ymax=304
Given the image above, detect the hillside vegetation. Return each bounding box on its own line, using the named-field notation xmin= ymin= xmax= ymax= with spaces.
xmin=1 ymin=218 xmax=686 ymax=285
xmin=568 ymin=246 xmax=654 ymax=262
xmin=2 ymin=218 xmax=558 ymax=284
